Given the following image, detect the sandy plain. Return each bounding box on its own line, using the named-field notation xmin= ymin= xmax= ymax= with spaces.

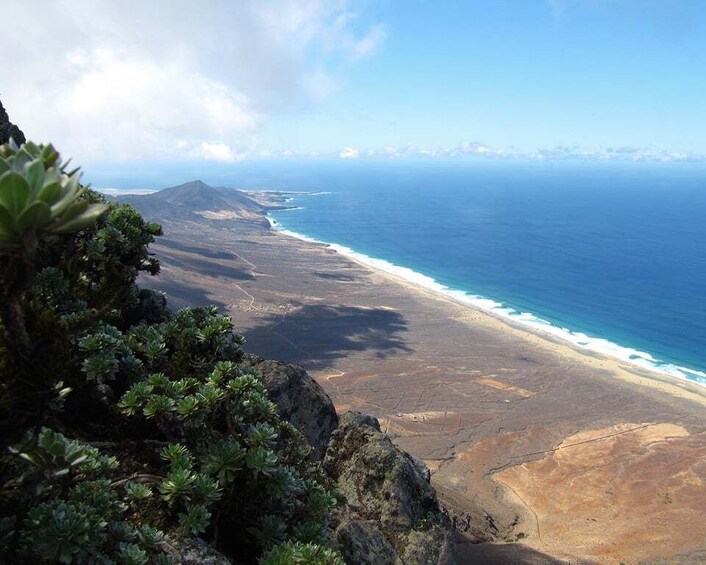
xmin=141 ymin=214 xmax=706 ymax=565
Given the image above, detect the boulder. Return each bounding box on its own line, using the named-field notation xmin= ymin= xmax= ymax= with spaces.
xmin=325 ymin=412 xmax=456 ymax=565
xmin=335 ymin=519 xmax=399 ymax=565
xmin=166 ymin=537 xmax=231 ymax=565
xmin=243 ymin=355 xmax=338 ymax=460
xmin=137 ymin=288 xmax=171 ymax=324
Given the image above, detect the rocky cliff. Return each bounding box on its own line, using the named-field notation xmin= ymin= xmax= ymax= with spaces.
xmin=0 ymin=99 xmax=25 ymax=145
xmin=248 ymin=357 xmax=457 ymax=564
xmin=0 ymin=100 xmax=456 ymax=564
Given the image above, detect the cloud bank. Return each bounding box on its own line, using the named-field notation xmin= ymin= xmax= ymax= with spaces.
xmin=330 ymin=142 xmax=706 ymax=163
xmin=339 ymin=147 xmax=360 ymax=159
xmin=0 ymin=1 xmax=385 ymax=162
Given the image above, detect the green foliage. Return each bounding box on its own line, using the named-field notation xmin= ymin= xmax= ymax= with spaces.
xmin=4 ymin=430 xmax=168 ymax=564
xmin=124 ymin=482 xmax=152 ymax=501
xmin=79 ymin=324 xmax=141 ymax=383
xmin=160 ymin=467 xmax=196 ymax=504
xmin=0 ymin=140 xmax=338 ymax=564
xmin=25 ymin=501 xmax=96 ymax=564
xmin=259 ymin=541 xmax=344 ymax=565
xmin=0 ymin=141 xmax=162 ymax=441
xmin=178 ymin=504 xmax=211 ymax=535
xmin=118 ymin=320 xmax=336 ymax=556
xmin=204 ymin=439 xmax=246 ymax=484
xmin=8 ymin=428 xmax=118 ymax=491
xmin=0 ymin=140 xmax=108 ymax=251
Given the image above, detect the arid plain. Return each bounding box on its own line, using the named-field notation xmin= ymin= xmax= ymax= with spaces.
xmin=128 ymin=187 xmax=706 ymax=565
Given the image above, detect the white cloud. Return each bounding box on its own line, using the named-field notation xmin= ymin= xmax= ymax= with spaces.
xmin=310 ymin=141 xmax=706 ymax=163
xmin=351 ymin=25 xmax=388 ymax=60
xmin=450 ymin=141 xmax=506 ymax=157
xmin=200 ymin=142 xmax=237 ymax=162
xmin=339 ymin=146 xmax=359 ymax=159
xmin=0 ymin=1 xmax=385 ymax=162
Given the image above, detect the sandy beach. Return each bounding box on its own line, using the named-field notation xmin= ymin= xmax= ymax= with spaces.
xmin=141 ymin=214 xmax=706 ymax=564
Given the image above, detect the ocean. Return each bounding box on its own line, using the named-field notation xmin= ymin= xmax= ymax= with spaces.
xmin=99 ymin=159 xmax=706 ymax=386
xmin=252 ymin=160 xmax=706 ymax=387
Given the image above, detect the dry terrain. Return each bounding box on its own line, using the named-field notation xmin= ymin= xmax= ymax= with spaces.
xmin=130 ymin=192 xmax=706 ymax=565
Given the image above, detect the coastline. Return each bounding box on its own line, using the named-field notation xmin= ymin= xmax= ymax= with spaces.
xmin=267 ymin=215 xmax=706 ymax=400
xmin=142 ymin=211 xmax=706 ymax=564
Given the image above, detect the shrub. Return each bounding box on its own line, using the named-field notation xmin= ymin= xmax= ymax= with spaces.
xmin=2 ymin=429 xmax=170 ymax=564
xmin=0 ymin=142 xmax=161 ymax=442
xmin=0 ymin=141 xmax=339 ymax=563
xmin=260 ymin=541 xmax=344 ymax=565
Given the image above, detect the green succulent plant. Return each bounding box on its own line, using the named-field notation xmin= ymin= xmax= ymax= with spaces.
xmin=0 ymin=140 xmax=340 ymax=562
xmin=0 ymin=139 xmax=108 ymax=251
xmin=178 ymin=504 xmax=211 ymax=535
xmin=259 ymin=540 xmax=344 ymax=565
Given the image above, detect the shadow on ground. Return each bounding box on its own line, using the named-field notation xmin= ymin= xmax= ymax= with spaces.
xmin=456 ymin=537 xmax=577 ymax=565
xmin=155 ymin=249 xmax=254 ymax=281
xmin=313 ymin=271 xmax=357 ymax=282
xmin=243 ymin=304 xmax=412 ymax=370
xmin=155 ymin=238 xmax=237 ymax=260
xmin=140 ymin=279 xmax=228 ymax=312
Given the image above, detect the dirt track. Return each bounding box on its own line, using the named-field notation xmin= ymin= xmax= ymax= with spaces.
xmin=142 ymin=217 xmax=706 ymax=564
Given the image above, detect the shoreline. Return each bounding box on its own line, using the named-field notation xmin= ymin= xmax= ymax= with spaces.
xmin=267 ymin=215 xmax=706 ymax=401
xmin=143 ymin=211 xmax=706 ymax=563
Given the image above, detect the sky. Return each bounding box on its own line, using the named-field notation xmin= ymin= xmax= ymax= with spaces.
xmin=2 ymin=0 xmax=706 ymax=166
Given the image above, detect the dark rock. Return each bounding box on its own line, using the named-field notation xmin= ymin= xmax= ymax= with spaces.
xmin=166 ymin=536 xmax=232 ymax=564
xmin=243 ymin=355 xmax=338 ymax=460
xmin=122 ymin=288 xmax=171 ymax=327
xmin=137 ymin=288 xmax=171 ymax=324
xmin=325 ymin=411 xmax=456 ymax=564
xmin=410 ymin=454 xmax=432 ymax=483
xmin=335 ymin=519 xmax=399 ymax=565
xmin=0 ymin=99 xmax=25 ymax=145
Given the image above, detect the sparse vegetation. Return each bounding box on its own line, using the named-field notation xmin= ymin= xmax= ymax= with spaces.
xmin=0 ymin=141 xmax=341 ymax=563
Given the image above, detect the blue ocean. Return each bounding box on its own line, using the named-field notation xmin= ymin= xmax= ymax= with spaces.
xmin=100 ymin=160 xmax=706 ymax=385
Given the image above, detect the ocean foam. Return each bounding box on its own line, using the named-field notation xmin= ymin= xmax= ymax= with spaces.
xmin=267 ymin=213 xmax=706 ymax=389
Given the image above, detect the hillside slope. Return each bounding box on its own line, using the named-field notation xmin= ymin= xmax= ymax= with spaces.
xmin=121 ymin=180 xmax=268 ymax=226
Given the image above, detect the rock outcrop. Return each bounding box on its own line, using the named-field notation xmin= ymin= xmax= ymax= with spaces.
xmin=0 ymin=100 xmax=452 ymax=564
xmin=325 ymin=412 xmax=456 ymax=565
xmin=243 ymin=355 xmax=339 ymax=460
xmin=167 ymin=537 xmax=231 ymax=565
xmin=0 ymin=99 xmax=25 ymax=145
xmin=124 ymin=288 xmax=172 ymax=326
xmin=241 ymin=358 xmax=455 ymax=564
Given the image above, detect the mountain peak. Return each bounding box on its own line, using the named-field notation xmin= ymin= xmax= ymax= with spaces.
xmin=161 ymin=179 xmax=215 ymax=194
xmin=118 ymin=180 xmax=267 ymax=226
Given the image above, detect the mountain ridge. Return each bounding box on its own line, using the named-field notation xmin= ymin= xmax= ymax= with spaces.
xmin=119 ymin=180 xmax=269 ymax=225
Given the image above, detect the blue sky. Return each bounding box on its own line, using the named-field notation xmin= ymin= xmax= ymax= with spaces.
xmin=264 ymin=0 xmax=706 ymax=158
xmin=3 ymin=1 xmax=706 ymax=164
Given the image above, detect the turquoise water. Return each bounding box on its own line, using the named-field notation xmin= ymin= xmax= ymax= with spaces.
xmin=260 ymin=161 xmax=706 ymax=386
xmin=98 ymin=159 xmax=706 ymax=386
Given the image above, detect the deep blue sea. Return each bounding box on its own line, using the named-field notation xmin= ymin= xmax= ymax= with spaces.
xmin=100 ymin=160 xmax=706 ymax=385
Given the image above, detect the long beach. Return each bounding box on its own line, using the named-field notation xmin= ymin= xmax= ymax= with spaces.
xmin=144 ymin=215 xmax=706 ymax=564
